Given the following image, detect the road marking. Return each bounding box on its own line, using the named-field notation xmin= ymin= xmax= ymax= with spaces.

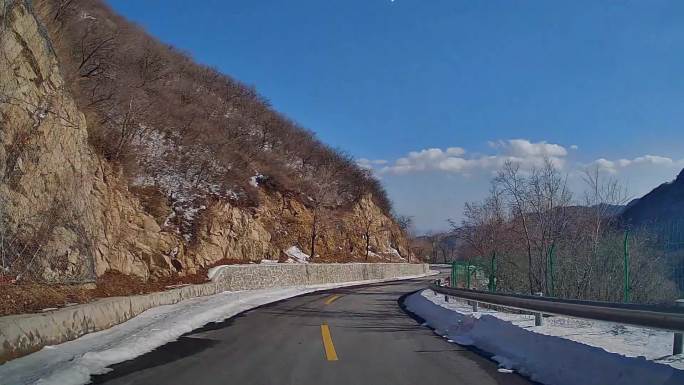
xmin=324 ymin=294 xmax=342 ymax=305
xmin=320 ymin=324 xmax=339 ymax=361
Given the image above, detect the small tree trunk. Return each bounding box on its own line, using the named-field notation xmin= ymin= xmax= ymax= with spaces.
xmin=310 ymin=212 xmax=317 ymax=259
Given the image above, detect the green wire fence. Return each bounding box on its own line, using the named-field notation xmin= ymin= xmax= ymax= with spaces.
xmin=451 ymin=230 xmax=644 ymax=303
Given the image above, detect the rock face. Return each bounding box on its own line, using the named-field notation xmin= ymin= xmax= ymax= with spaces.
xmin=0 ymin=1 xmax=411 ymax=283
xmin=1 ymin=0 xmax=100 ymax=281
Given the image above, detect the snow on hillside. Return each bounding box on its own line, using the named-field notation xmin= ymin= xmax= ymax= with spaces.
xmin=284 ymin=246 xmax=310 ymax=263
xmin=405 ymin=289 xmax=684 ymax=385
xmin=132 ymin=131 xmax=234 ymax=240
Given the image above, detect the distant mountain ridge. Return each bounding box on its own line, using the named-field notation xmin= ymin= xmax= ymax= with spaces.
xmin=621 ymin=168 xmax=684 ymax=227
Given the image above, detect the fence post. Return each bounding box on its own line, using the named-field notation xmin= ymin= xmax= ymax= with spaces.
xmin=534 ymin=292 xmax=544 ymax=326
xmin=466 ymin=260 xmax=471 ymax=289
xmin=674 ymin=299 xmax=684 ymax=355
xmin=547 ymin=243 xmax=555 ymax=297
xmin=623 ymin=231 xmax=631 ymax=303
xmin=449 ymin=261 xmax=458 ymax=287
xmin=489 ymin=251 xmax=497 ymax=292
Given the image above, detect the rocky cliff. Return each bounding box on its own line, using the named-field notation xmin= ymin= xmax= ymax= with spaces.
xmin=0 ymin=0 xmax=410 ymax=284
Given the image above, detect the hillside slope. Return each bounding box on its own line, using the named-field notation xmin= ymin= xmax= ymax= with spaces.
xmin=0 ymin=0 xmax=411 ymax=286
xmin=621 ymin=169 xmax=684 ymax=228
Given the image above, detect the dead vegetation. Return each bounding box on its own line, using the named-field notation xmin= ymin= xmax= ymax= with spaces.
xmin=33 ymin=0 xmax=393 ymax=244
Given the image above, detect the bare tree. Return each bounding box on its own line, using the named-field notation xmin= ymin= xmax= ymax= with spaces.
xmin=395 ymin=215 xmax=413 ymax=262
xmin=455 ymin=159 xmax=678 ymax=303
xmin=76 ymin=23 xmax=117 ymax=79
xmin=582 ymin=166 xmax=629 ymax=249
xmin=303 ymin=163 xmax=341 ymax=259
xmin=359 ymin=210 xmax=388 ymax=261
xmin=494 ymin=161 xmax=536 ymax=293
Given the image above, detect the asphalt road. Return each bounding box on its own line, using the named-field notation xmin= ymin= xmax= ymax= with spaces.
xmin=93 ymin=275 xmax=533 ymax=385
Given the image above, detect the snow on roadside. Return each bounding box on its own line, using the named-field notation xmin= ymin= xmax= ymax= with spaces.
xmin=0 ymin=275 xmax=431 ymax=385
xmin=284 ymin=246 xmax=310 ymax=263
xmin=405 ymin=290 xmax=684 ymax=385
xmin=206 ymin=264 xmax=227 ymax=280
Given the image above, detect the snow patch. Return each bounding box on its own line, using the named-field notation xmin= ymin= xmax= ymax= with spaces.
xmin=131 ymin=131 xmax=246 ymax=241
xmin=248 ymin=173 xmax=263 ymax=188
xmin=284 ymin=246 xmax=310 ymax=263
xmin=405 ymin=289 xmax=684 ymax=385
xmin=367 ymin=250 xmax=382 ymax=259
xmin=206 ymin=265 xmax=229 ymax=281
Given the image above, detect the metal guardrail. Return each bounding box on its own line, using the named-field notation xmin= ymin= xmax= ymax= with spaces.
xmin=429 ymin=283 xmax=684 ymax=332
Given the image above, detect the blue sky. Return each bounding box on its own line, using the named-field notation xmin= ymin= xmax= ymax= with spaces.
xmin=107 ymin=0 xmax=684 ymax=232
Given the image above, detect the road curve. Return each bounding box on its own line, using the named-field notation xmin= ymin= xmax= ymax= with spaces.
xmin=93 ymin=276 xmax=532 ymax=385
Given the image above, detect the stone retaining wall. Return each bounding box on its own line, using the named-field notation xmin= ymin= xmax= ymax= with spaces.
xmin=0 ymin=263 xmax=429 ymax=363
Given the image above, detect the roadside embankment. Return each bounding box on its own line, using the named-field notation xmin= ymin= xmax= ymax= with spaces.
xmin=0 ymin=263 xmax=430 ymax=364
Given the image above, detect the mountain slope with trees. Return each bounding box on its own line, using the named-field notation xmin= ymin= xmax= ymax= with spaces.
xmin=621 ymin=168 xmax=684 ymax=228
xmin=0 ymin=0 xmax=412 ymax=296
xmin=451 ymin=162 xmax=678 ymax=304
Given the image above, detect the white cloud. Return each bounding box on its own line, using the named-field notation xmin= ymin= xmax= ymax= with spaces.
xmin=360 ymin=139 xmax=684 ymax=186
xmin=376 ymin=139 xmax=568 ymax=175
xmin=359 ymin=138 xmax=683 ymax=232
xmin=382 ymin=148 xmax=473 ymax=174
xmin=499 ymin=139 xmax=568 ymax=158
xmin=589 ymin=155 xmax=684 ymax=174
xmin=357 ymin=158 xmax=388 ymax=169
xmin=633 ymin=155 xmax=677 ymax=166
xmin=445 ymin=147 xmax=466 ymax=156
xmin=592 ymin=158 xmax=617 ymax=173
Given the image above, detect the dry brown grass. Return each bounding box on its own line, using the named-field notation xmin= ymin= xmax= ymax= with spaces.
xmin=0 ymin=259 xmax=268 ymax=316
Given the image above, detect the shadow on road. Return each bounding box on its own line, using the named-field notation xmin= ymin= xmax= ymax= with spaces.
xmin=91 ymin=336 xmax=219 ymax=384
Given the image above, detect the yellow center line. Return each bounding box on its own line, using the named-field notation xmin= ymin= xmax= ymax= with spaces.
xmin=320 ymin=323 xmax=339 ymax=361
xmin=324 ymin=294 xmax=342 ymax=305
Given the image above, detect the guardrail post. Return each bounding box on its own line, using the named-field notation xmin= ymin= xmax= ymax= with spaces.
xmin=472 ymin=301 xmax=478 ymax=312
xmin=534 ymin=292 xmax=544 ymax=326
xmin=674 ymin=299 xmax=684 ymax=355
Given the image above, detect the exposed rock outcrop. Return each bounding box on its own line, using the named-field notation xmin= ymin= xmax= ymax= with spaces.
xmin=1 ymin=0 xmax=100 ymax=281
xmin=0 ymin=0 xmax=411 ymax=284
